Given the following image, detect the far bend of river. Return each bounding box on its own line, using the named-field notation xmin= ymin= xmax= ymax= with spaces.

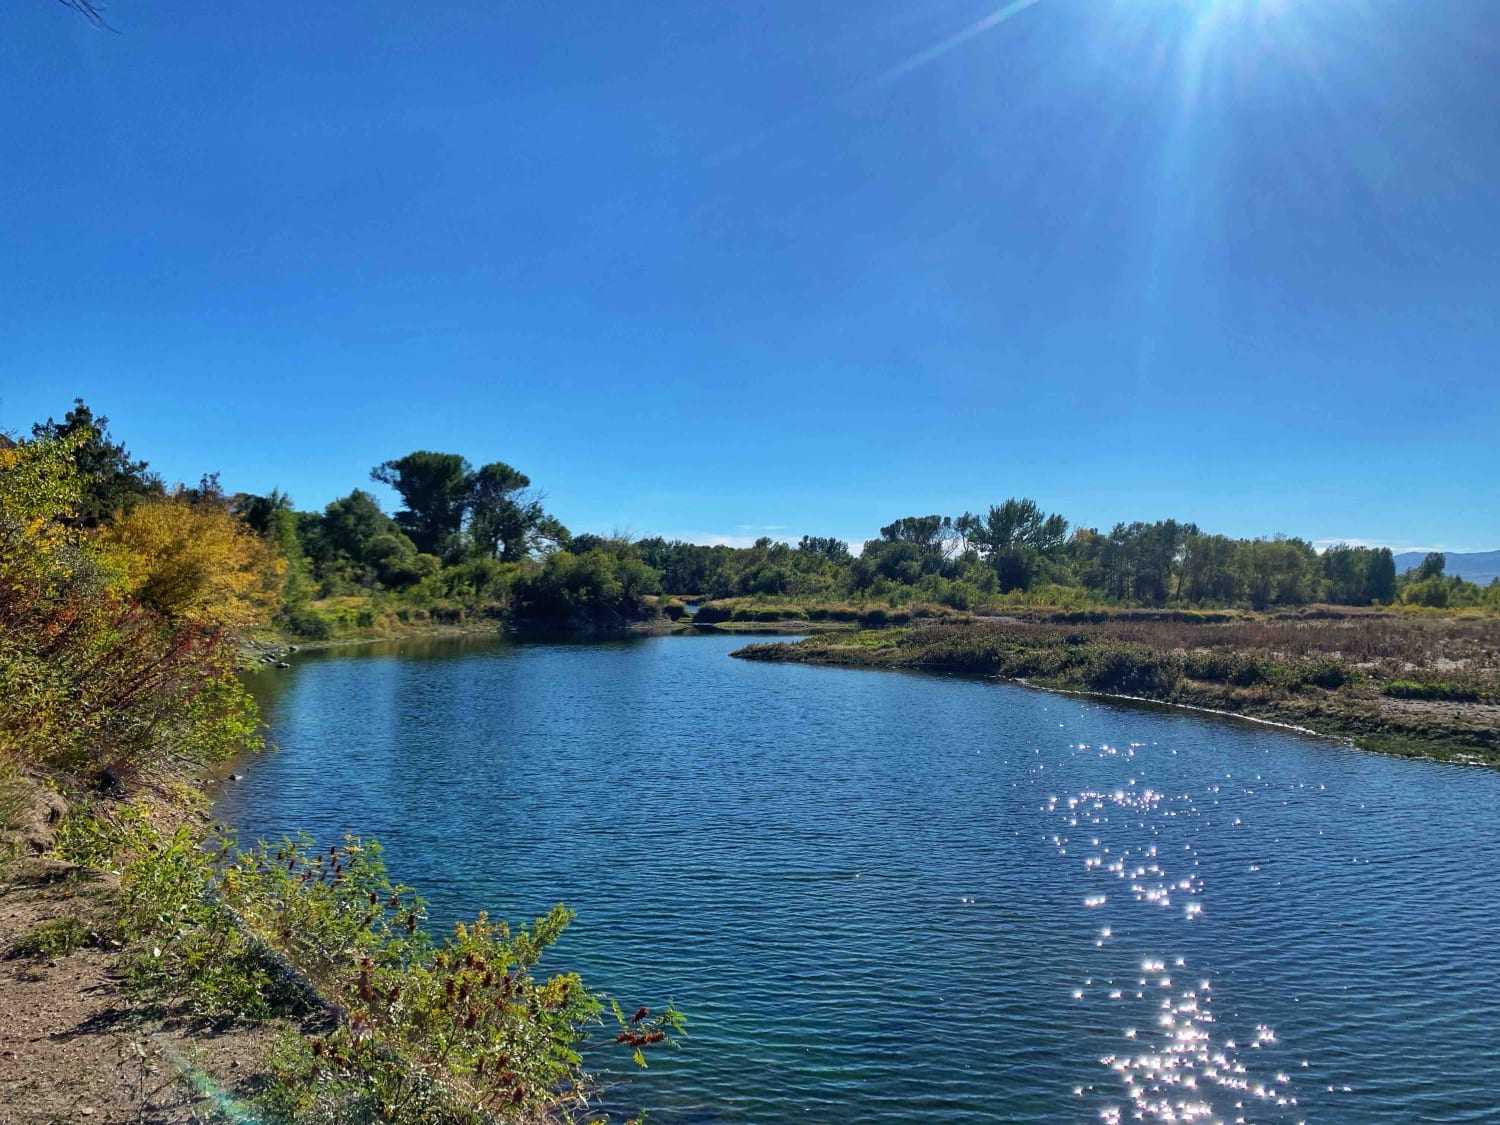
xmin=220 ymin=634 xmax=1500 ymax=1124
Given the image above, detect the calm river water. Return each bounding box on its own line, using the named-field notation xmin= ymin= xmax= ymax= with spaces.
xmin=219 ymin=633 xmax=1500 ymax=1123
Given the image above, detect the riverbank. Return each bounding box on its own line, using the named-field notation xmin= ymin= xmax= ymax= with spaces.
xmin=1 ymin=769 xmax=678 ymax=1123
xmin=0 ymin=775 xmax=298 ymax=1121
xmin=0 ymin=853 xmax=285 ymax=1122
xmin=241 ymin=608 xmax=855 ymax=667
xmin=732 ymin=614 xmax=1500 ymax=767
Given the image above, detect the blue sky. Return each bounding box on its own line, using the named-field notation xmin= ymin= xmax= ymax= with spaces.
xmin=4 ymin=0 xmax=1496 ymax=551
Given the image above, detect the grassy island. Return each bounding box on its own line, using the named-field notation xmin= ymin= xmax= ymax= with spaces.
xmin=733 ymin=611 xmax=1500 ymax=767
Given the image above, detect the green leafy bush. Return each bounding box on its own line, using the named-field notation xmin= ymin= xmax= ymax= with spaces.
xmin=1299 ymin=661 xmax=1348 ymax=690
xmin=1181 ymin=652 xmax=1267 ymax=686
xmin=224 ymin=837 xmax=682 ymax=1124
xmin=1383 ymin=680 xmax=1480 ymax=702
xmin=0 ymin=759 xmax=32 ymax=868
xmin=283 ymin=605 xmax=333 ymax=640
xmin=7 ymin=914 xmax=92 ymax=959
xmin=510 ymin=551 xmax=661 ymax=628
xmin=1082 ymin=648 xmax=1183 ymax=695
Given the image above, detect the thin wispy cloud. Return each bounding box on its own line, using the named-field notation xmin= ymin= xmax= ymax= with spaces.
xmin=1312 ymin=539 xmax=1477 ymax=555
xmin=710 ymin=0 xmax=1046 ymax=162
xmin=868 ymin=0 xmax=1045 ymax=89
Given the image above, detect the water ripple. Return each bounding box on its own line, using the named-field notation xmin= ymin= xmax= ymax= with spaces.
xmin=218 ymin=635 xmax=1500 ymax=1123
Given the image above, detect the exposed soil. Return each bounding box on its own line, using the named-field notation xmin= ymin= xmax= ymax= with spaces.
xmin=0 ymin=859 xmax=280 ymax=1125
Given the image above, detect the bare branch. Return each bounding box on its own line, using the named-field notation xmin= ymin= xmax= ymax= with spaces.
xmin=53 ymin=0 xmax=114 ymax=30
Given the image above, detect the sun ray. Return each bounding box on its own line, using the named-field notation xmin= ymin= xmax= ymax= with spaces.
xmin=709 ymin=0 xmax=1049 ymax=163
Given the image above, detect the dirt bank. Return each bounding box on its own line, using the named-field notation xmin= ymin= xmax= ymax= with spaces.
xmin=0 ymin=858 xmax=283 ymax=1124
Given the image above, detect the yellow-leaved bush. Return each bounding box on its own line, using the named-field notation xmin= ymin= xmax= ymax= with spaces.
xmin=1 ymin=433 xmax=268 ymax=784
xmin=103 ymin=494 xmax=286 ymax=627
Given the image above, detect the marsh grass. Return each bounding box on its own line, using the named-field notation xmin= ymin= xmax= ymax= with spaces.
xmin=736 ymin=613 xmax=1500 ymax=763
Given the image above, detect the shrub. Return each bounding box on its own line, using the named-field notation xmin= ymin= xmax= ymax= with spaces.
xmin=0 ymin=759 xmax=32 ymax=865
xmin=1228 ymin=659 xmax=1267 ymax=687
xmin=226 ymin=837 xmax=684 ymax=1124
xmin=1182 ymin=652 xmax=1266 ymax=686
xmin=1383 ymin=680 xmax=1481 ymax=702
xmin=283 ymin=606 xmax=333 ymax=640
xmin=1299 ymin=661 xmax=1348 ymax=690
xmin=510 ymin=551 xmax=661 ymax=628
xmin=55 ymin=802 xmax=148 ymax=870
xmin=936 ymin=582 xmax=976 ymax=610
xmin=1084 ymin=648 xmax=1182 ymax=695
xmin=7 ymin=915 xmax=92 ymax=959
xmin=2 ymin=437 xmax=264 ymax=784
xmin=103 ymin=494 xmax=285 ymax=627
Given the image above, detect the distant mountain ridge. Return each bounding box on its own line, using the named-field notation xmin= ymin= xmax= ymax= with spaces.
xmin=1392 ymin=549 xmax=1500 ymax=585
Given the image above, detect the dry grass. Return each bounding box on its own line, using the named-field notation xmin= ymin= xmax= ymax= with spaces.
xmin=1064 ymin=613 xmax=1500 ymax=670
xmin=735 ymin=612 xmax=1500 ymax=766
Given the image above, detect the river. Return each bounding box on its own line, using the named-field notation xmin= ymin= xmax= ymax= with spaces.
xmin=218 ymin=633 xmax=1500 ymax=1123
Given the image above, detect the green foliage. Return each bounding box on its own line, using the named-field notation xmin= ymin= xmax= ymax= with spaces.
xmin=465 ymin=460 xmax=546 ymax=562
xmin=510 ymin=550 xmax=661 ymax=628
xmin=797 ymin=535 xmax=852 ymax=564
xmin=46 ymin=803 xmax=685 ymax=1120
xmin=1382 ymin=680 xmax=1480 ymax=702
xmin=1300 ymin=660 xmax=1348 ymax=690
xmin=1394 ymin=569 xmax=1499 ymax=612
xmin=1322 ymin=544 xmax=1397 ymax=606
xmin=7 ymin=914 xmax=93 ymax=959
xmin=371 ymin=452 xmax=473 ymax=557
xmin=55 ymin=802 xmax=146 ymax=869
xmin=60 ymin=814 xmax=685 ymax=1105
xmin=30 ymin=398 xmax=160 ymax=527
xmin=0 ymin=758 xmax=32 ymax=851
xmin=852 ymin=538 xmax=943 ymax=589
xmin=1415 ymin=551 xmax=1447 ymax=581
xmin=265 ymin=449 xmax=569 ymax=613
xmin=308 ymin=490 xmax=414 ymax=592
xmin=119 ymin=825 xmax=285 ymax=1018
xmin=225 ymin=836 xmax=679 ymax=1122
xmin=1182 ymin=652 xmax=1266 ymax=686
xmin=275 ymin=453 xmax=1500 ymax=628
xmin=236 ymin=489 xmax=321 ymax=618
xmin=52 ymin=802 xmax=282 ymax=1016
xmin=956 ymin=499 xmax=1069 ymax=593
xmin=426 ymin=556 xmax=515 ymax=601
xmin=1 ymin=434 xmax=263 ymax=786
xmin=283 ymin=604 xmax=334 ymax=640
xmin=1083 ymin=648 xmax=1183 ymax=696
xmin=878 ymin=515 xmax=953 ymax=551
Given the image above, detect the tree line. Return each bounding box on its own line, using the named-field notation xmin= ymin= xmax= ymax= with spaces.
xmin=14 ymin=400 xmax=1499 ymax=638
xmin=634 ymin=501 xmax=1492 ymax=612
